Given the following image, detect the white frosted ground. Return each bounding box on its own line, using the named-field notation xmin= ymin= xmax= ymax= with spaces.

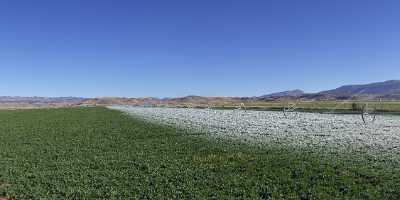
xmin=110 ymin=106 xmax=400 ymax=156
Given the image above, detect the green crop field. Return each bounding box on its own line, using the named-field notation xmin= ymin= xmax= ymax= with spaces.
xmin=0 ymin=107 xmax=399 ymax=199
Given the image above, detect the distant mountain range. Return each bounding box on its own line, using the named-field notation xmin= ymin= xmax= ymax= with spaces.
xmin=260 ymin=80 xmax=400 ymax=100
xmin=260 ymin=90 xmax=305 ymax=98
xmin=318 ymin=80 xmax=400 ymax=99
xmin=0 ymin=97 xmax=87 ymax=108
xmin=1 ymin=80 xmax=400 ymax=108
xmin=0 ymin=96 xmax=86 ymax=103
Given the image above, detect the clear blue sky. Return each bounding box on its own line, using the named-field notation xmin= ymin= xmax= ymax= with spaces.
xmin=1 ymin=0 xmax=399 ymax=97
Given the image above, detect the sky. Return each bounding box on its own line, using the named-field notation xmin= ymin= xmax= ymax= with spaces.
xmin=0 ymin=0 xmax=399 ymax=97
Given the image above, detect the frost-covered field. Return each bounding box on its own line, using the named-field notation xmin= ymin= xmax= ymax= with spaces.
xmin=111 ymin=106 xmax=400 ymax=157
